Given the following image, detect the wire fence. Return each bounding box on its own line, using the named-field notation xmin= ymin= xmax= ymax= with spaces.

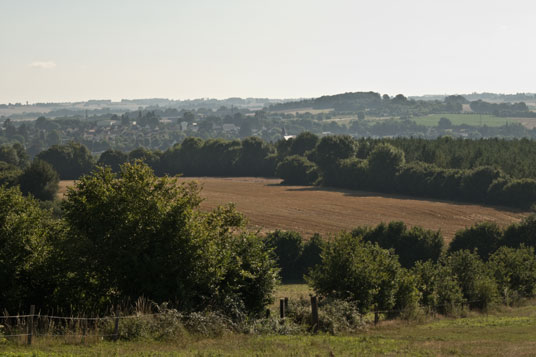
xmin=0 ymin=297 xmax=494 ymax=342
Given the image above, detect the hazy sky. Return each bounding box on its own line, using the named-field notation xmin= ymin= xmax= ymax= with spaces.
xmin=1 ymin=0 xmax=535 ymax=103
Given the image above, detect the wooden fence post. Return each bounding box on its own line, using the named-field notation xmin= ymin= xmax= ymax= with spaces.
xmin=82 ymin=318 xmax=87 ymax=343
xmin=310 ymin=296 xmax=318 ymax=332
xmin=27 ymin=305 xmax=35 ymax=345
xmin=284 ymin=297 xmax=289 ymax=312
xmin=113 ymin=305 xmax=120 ymax=341
xmin=279 ymin=298 xmax=285 ymax=319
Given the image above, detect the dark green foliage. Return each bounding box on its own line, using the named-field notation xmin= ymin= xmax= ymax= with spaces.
xmin=98 ymin=149 xmax=128 ymax=172
xmin=276 ymin=155 xmax=318 ymax=185
xmin=412 ymin=260 xmax=465 ymax=315
xmin=0 ymin=186 xmax=57 ymax=312
xmin=353 ymin=221 xmax=444 ymax=268
xmin=502 ymin=215 xmax=536 ymax=248
xmin=298 ymin=233 xmax=325 ymax=277
xmin=310 ymin=135 xmax=356 ymax=184
xmin=461 ymin=166 xmax=504 ymax=202
xmin=488 ymin=246 xmax=536 ymax=303
xmin=307 ymin=233 xmax=402 ymax=314
xmin=367 ymin=143 xmax=405 ymax=191
xmin=60 ymin=162 xmax=278 ymax=315
xmin=289 ymin=132 xmax=319 ymax=156
xmin=0 ymin=161 xmax=22 ymax=187
xmin=448 ymin=222 xmax=503 ymax=260
xmin=264 ymin=230 xmax=304 ymax=282
xmin=18 ymin=159 xmax=60 ymax=201
xmin=37 ymin=142 xmax=95 ymax=179
xmin=444 ymin=250 xmax=498 ymax=310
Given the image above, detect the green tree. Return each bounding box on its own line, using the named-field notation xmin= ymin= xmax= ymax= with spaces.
xmin=61 ymin=161 xmax=277 ymax=314
xmin=37 ymin=142 xmax=95 ymax=179
xmin=18 ymin=159 xmax=60 ymax=201
xmin=367 ymin=143 xmax=405 ymax=191
xmin=448 ymin=222 xmax=502 ymax=260
xmin=307 ymin=233 xmax=401 ymax=314
xmin=276 ymin=155 xmax=318 ymax=185
xmin=264 ymin=230 xmax=304 ymax=282
xmin=289 ymin=132 xmax=319 ymax=156
xmin=97 ymin=149 xmax=128 ymax=172
xmin=488 ymin=246 xmax=536 ymax=303
xmin=0 ymin=186 xmax=57 ymax=311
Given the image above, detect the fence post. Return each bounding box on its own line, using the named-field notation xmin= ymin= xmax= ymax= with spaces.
xmin=279 ymin=298 xmax=285 ymax=319
xmin=284 ymin=297 xmax=289 ymax=312
xmin=113 ymin=305 xmax=120 ymax=341
xmin=82 ymin=317 xmax=87 ymax=343
xmin=27 ymin=305 xmax=35 ymax=345
xmin=310 ymin=296 xmax=318 ymax=332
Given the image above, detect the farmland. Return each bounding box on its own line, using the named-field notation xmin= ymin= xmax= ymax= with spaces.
xmin=58 ymin=177 xmax=528 ymax=243
xmin=411 ymin=113 xmax=534 ymax=128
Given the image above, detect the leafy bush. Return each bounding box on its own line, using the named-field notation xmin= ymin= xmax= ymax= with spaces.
xmin=488 ymin=246 xmax=536 ymax=304
xmin=286 ymin=297 xmax=365 ymax=334
xmin=412 ymin=260 xmax=464 ymax=316
xmin=445 ymin=250 xmax=498 ymax=311
xmin=307 ymin=233 xmax=401 ymax=314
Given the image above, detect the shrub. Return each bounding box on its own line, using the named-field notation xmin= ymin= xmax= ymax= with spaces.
xmin=488 ymin=246 xmax=536 ymax=304
xmin=412 ymin=260 xmax=464 ymax=316
xmin=445 ymin=250 xmax=498 ymax=310
xmin=448 ymin=222 xmax=503 ymax=260
xmin=307 ymin=233 xmax=401 ymax=314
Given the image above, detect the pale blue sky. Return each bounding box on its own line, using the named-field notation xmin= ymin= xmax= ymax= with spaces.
xmin=1 ymin=0 xmax=535 ymax=103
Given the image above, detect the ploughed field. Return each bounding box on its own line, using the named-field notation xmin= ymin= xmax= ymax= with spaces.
xmin=59 ymin=177 xmax=528 ymax=243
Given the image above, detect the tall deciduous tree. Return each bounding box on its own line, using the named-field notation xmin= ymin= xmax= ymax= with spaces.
xmin=61 ymin=161 xmax=277 ymax=314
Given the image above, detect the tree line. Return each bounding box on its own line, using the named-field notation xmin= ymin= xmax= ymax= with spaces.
xmin=2 ymin=161 xmax=536 ymax=322
xmin=4 ymin=133 xmax=536 ymax=210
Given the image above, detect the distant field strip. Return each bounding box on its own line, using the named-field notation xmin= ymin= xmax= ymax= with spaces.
xmin=59 ymin=178 xmax=527 ymax=242
xmin=411 ymin=113 xmax=536 ymax=128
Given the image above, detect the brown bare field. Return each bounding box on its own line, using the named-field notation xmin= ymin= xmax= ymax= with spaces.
xmin=59 ymin=178 xmax=528 ymax=243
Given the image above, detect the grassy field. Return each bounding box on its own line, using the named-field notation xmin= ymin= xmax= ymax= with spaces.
xmin=58 ymin=177 xmax=527 ymax=243
xmin=2 ymin=297 xmax=536 ymax=356
xmin=411 ymin=113 xmax=520 ymax=127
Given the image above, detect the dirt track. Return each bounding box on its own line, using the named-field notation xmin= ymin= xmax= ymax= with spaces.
xmin=59 ymin=177 xmax=528 ymax=243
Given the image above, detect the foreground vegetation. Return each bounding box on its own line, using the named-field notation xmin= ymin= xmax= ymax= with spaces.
xmin=2 ymin=301 xmax=536 ymax=356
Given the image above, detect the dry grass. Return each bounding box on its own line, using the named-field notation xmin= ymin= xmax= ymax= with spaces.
xmin=58 ymin=177 xmax=528 ymax=243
